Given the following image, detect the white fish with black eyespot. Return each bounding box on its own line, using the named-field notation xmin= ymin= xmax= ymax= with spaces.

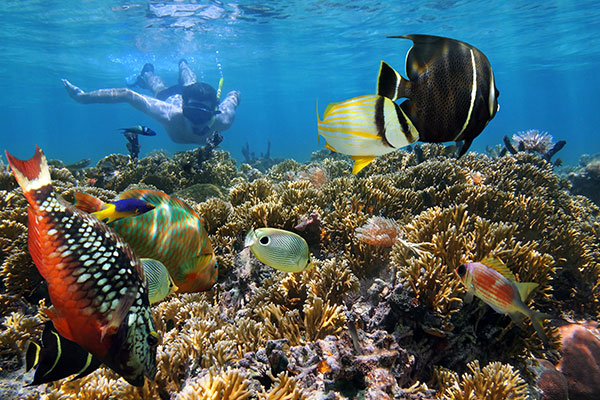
xmin=244 ymin=228 xmax=314 ymax=273
xmin=141 ymin=258 xmax=178 ymax=304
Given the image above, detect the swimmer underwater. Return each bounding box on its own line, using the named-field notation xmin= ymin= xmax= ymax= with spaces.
xmin=62 ymin=59 xmax=240 ymax=146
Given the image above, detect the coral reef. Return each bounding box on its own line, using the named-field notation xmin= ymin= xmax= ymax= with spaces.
xmin=503 ymin=129 xmax=566 ymax=164
xmin=1 ymin=144 xmax=599 ymax=400
xmin=433 ymin=360 xmax=529 ymax=399
xmin=567 ymin=153 xmax=600 ymax=205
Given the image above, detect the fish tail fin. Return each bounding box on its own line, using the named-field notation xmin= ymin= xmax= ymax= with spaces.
xmin=5 ymin=146 xmax=52 ymax=199
xmin=25 ymin=341 xmax=41 ymax=373
xmin=527 ymin=309 xmax=551 ymax=347
xmin=377 ymin=61 xmax=410 ymax=101
xmin=73 ymin=192 xmax=105 ymax=214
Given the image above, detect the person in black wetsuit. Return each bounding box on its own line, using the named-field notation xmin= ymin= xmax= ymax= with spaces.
xmin=62 ymin=59 xmax=240 ymax=147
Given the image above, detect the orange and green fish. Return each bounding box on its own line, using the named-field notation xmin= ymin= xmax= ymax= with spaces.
xmin=74 ymin=190 xmax=217 ymax=293
xmin=5 ymin=146 xmax=158 ymax=386
xmin=455 ymin=257 xmax=550 ymax=346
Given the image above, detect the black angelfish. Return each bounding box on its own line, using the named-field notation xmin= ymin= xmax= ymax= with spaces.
xmin=378 ymin=34 xmax=500 ymax=157
xmin=26 ymin=322 xmax=102 ymax=385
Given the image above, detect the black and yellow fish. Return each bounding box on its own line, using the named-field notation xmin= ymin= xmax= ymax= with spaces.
xmin=318 ymin=34 xmax=499 ymax=174
xmin=26 ymin=322 xmax=102 ymax=385
xmin=379 ymin=34 xmax=499 ymax=157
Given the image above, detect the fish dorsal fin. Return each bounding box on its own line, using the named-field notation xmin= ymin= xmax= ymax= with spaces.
xmin=390 ymin=34 xmax=459 ymax=81
xmin=350 ymin=155 xmax=376 ymax=174
xmin=377 ymin=61 xmax=409 ymax=101
xmin=323 ymin=102 xmax=337 ymax=118
xmin=515 ymin=281 xmax=539 ymax=303
xmin=481 ymin=256 xmax=516 ymax=281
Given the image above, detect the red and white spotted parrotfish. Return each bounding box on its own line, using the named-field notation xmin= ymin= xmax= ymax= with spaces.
xmin=455 ymin=257 xmax=550 ymax=346
xmin=5 ymin=146 xmax=158 ymax=386
xmin=74 ymin=189 xmax=217 ymax=293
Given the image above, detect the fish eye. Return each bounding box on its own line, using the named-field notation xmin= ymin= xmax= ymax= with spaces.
xmin=456 ymin=264 xmax=466 ymax=277
xmin=147 ymin=331 xmax=159 ymax=347
xmin=259 ymin=236 xmax=270 ymax=246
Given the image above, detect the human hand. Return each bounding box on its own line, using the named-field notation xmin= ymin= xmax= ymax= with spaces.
xmin=61 ymin=79 xmax=86 ymax=102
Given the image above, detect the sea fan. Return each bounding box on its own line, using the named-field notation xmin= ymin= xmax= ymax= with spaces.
xmin=511 ymin=130 xmax=554 ymax=154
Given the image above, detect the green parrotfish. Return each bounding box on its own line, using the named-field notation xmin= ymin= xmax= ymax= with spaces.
xmin=74 ymin=190 xmax=217 ymax=293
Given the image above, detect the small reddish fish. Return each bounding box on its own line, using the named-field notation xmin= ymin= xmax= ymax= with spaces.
xmin=455 ymin=257 xmax=550 ymax=346
xmin=5 ymin=146 xmax=157 ymax=386
xmin=74 ymin=190 xmax=217 ymax=293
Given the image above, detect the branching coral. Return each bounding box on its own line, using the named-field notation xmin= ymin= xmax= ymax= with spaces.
xmin=257 ymin=372 xmax=307 ymax=400
xmin=177 ymin=368 xmax=252 ymax=400
xmin=434 ymin=360 xmax=529 ymax=400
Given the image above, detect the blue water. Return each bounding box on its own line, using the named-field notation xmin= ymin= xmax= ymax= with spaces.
xmin=1 ymin=0 xmax=599 ymax=166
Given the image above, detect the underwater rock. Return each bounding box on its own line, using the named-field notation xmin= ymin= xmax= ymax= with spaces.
xmin=567 ymin=155 xmax=600 ymax=205
xmin=556 ymin=323 xmax=600 ymax=400
xmin=534 ymin=359 xmax=569 ymax=400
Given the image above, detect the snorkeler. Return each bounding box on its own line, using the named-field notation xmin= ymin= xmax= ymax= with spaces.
xmin=62 ymin=59 xmax=240 ymax=146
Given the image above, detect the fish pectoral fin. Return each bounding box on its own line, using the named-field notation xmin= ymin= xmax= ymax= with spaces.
xmin=463 ymin=290 xmax=474 ymax=304
xmin=377 ymin=61 xmax=409 ymax=101
xmin=351 ymin=155 xmax=376 ymax=174
xmin=515 ymin=282 xmax=539 ymax=302
xmin=100 ymin=292 xmax=135 ymax=341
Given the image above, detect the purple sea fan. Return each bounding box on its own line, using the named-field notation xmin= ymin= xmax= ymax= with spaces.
xmin=355 ymin=216 xmax=403 ymax=247
xmin=512 ymin=129 xmax=555 ymax=154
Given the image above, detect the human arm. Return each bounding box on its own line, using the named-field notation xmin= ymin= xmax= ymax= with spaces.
xmin=61 ymin=79 xmax=176 ymax=123
xmin=212 ymin=90 xmax=240 ymax=131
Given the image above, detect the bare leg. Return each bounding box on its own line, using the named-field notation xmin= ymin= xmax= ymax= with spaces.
xmin=178 ymin=59 xmax=197 ymax=87
xmin=139 ymin=63 xmax=168 ymax=97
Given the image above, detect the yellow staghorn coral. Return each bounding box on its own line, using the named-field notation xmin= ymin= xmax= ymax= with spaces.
xmin=177 ymin=368 xmax=252 ymax=400
xmin=229 ymin=178 xmax=275 ymax=207
xmin=258 ymin=372 xmax=308 ymax=400
xmin=1 ymin=249 xmax=41 ymax=296
xmin=195 ymin=197 xmax=233 ymax=235
xmin=0 ymin=311 xmax=43 ymax=356
xmin=433 ymin=360 xmax=529 ymax=400
xmin=303 ymin=297 xmax=346 ymax=342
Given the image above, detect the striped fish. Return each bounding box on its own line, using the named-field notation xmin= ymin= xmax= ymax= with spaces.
xmin=26 ymin=322 xmax=101 ymax=385
xmin=141 ymin=258 xmax=178 ymax=304
xmin=74 ymin=190 xmax=217 ymax=293
xmin=380 ymin=34 xmax=499 ymax=156
xmin=456 ymin=257 xmax=550 ymax=346
xmin=5 ymin=146 xmax=157 ymax=386
xmin=317 ymin=94 xmax=419 ymax=174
